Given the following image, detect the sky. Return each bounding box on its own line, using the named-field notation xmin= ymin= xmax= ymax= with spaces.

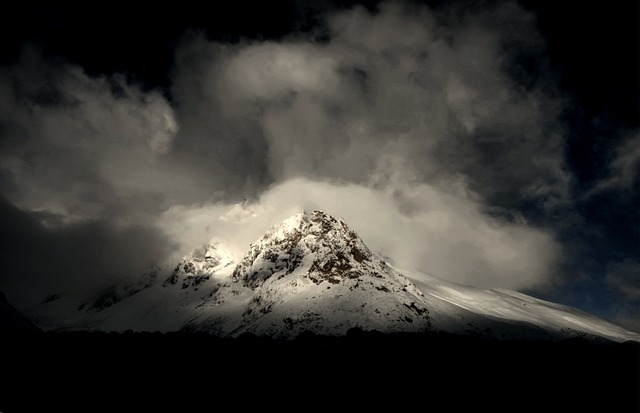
xmin=0 ymin=0 xmax=638 ymax=332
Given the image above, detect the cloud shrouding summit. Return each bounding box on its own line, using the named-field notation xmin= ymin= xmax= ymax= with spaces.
xmin=163 ymin=1 xmax=566 ymax=287
xmin=160 ymin=178 xmax=560 ymax=291
xmin=0 ymin=1 xmax=615 ymax=316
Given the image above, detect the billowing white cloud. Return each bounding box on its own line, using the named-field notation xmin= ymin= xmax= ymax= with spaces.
xmin=159 ymin=177 xmax=560 ymax=291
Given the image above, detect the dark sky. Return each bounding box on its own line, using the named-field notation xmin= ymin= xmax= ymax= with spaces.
xmin=0 ymin=0 xmax=638 ymax=331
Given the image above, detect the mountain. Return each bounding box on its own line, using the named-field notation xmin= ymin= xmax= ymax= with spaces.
xmin=181 ymin=210 xmax=640 ymax=341
xmin=25 ymin=210 xmax=640 ymax=342
xmin=182 ymin=210 xmax=434 ymax=337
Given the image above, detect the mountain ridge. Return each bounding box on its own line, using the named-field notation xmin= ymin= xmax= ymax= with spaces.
xmin=22 ymin=209 xmax=640 ymax=342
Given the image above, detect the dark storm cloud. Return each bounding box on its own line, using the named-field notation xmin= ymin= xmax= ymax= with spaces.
xmin=0 ymin=195 xmax=172 ymax=309
xmin=169 ymin=33 xmax=272 ymax=199
xmin=171 ymin=1 xmax=570 ymax=210
xmin=0 ymin=48 xmax=179 ymax=305
xmin=0 ymin=48 xmax=180 ymax=223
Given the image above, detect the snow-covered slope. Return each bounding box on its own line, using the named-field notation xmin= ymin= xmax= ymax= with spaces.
xmin=25 ymin=210 xmax=640 ymax=342
xmin=398 ymin=267 xmax=639 ymax=342
xmin=181 ymin=210 xmax=639 ymax=342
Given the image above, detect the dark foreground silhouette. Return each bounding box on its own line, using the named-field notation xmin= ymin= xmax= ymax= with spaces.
xmin=2 ymin=328 xmax=638 ymax=412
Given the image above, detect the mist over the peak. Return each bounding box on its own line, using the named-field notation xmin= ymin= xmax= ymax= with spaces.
xmin=159 ymin=0 xmax=567 ymax=291
xmin=160 ymin=177 xmax=560 ymax=291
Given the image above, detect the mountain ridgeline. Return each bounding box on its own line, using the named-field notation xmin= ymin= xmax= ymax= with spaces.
xmin=3 ymin=210 xmax=639 ymax=411
xmin=24 ymin=209 xmax=640 ymax=342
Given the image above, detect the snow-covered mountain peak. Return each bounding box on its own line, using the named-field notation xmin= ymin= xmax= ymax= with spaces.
xmin=231 ymin=210 xmax=377 ymax=289
xmin=186 ymin=209 xmax=432 ymax=337
xmin=163 ymin=238 xmax=234 ymax=289
xmin=24 ymin=210 xmax=640 ymax=342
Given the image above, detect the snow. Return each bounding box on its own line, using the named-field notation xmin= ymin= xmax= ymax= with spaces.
xmin=25 ymin=209 xmax=640 ymax=343
xmin=398 ymin=266 xmax=640 ymax=342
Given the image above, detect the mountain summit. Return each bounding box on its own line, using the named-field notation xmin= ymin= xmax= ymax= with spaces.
xmin=185 ymin=210 xmax=433 ymax=337
xmin=26 ymin=209 xmax=640 ymax=342
xmin=232 ymin=210 xmax=378 ymax=288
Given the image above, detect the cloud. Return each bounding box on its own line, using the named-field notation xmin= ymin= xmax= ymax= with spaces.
xmin=170 ymin=1 xmax=571 ymax=210
xmin=587 ymin=132 xmax=640 ymax=195
xmin=606 ymin=259 xmax=640 ymax=301
xmin=0 ymin=48 xmax=180 ymax=224
xmin=226 ymin=42 xmax=339 ymax=100
xmin=605 ymin=259 xmax=640 ymax=332
xmin=0 ymin=49 xmax=179 ymax=306
xmin=157 ymin=0 xmax=568 ymax=292
xmin=0 ymin=1 xmax=573 ymax=308
xmin=159 ymin=177 xmax=560 ymax=291
xmin=0 ymin=195 xmax=173 ymax=309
